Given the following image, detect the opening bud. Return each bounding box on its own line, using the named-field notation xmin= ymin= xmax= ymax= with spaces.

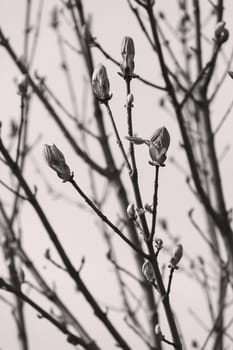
xmin=142 ymin=260 xmax=156 ymax=283
xmin=43 ymin=144 xmax=72 ymax=182
xmin=92 ymin=64 xmax=111 ymax=102
xmin=170 ymin=244 xmax=183 ymax=268
xmin=149 ymin=127 xmax=170 ymax=166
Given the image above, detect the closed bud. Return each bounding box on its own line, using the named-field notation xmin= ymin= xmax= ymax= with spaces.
xmin=120 ymin=36 xmax=135 ymax=77
xmin=155 ymin=238 xmax=163 ymax=248
xmin=127 ymin=203 xmax=136 ymax=219
xmin=92 ymin=64 xmax=110 ymax=101
xmin=154 ymin=324 xmax=162 ymax=336
xmin=154 ymin=324 xmax=164 ymax=340
xmin=170 ymin=244 xmax=183 ymax=268
xmin=214 ymin=21 xmax=229 ymax=45
xmin=121 ymin=36 xmax=135 ymax=60
xmin=142 ymin=261 xmax=155 ymax=283
xmin=127 ymin=93 xmax=134 ymax=105
xmin=215 ymin=21 xmax=226 ymax=37
xmin=149 ymin=127 xmax=170 ymax=165
xmin=144 ymin=203 xmax=153 ymax=214
xmin=43 ymin=144 xmax=72 ymax=182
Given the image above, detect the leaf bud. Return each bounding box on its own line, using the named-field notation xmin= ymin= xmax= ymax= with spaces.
xmin=92 ymin=64 xmax=110 ymax=101
xmin=43 ymin=144 xmax=72 ymax=182
xmin=144 ymin=203 xmax=153 ymax=214
xmin=154 ymin=324 xmax=162 ymax=336
xmin=127 ymin=93 xmax=134 ymax=106
xmin=154 ymin=323 xmax=164 ymax=340
xmin=170 ymin=244 xmax=183 ymax=268
xmin=121 ymin=36 xmax=135 ymax=60
xmin=149 ymin=127 xmax=170 ymax=166
xmin=155 ymin=238 xmax=163 ymax=248
xmin=120 ymin=36 xmax=135 ymax=77
xmin=142 ymin=260 xmax=156 ymax=283
xmin=214 ymin=21 xmax=229 ymax=45
xmin=127 ymin=203 xmax=136 ymax=219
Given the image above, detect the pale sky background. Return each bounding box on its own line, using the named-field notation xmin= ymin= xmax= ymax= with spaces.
xmin=0 ymin=1 xmax=233 ymax=349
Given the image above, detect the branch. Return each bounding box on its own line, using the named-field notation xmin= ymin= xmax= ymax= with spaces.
xmin=0 ymin=28 xmax=109 ymax=178
xmin=0 ymin=137 xmax=133 ymax=350
xmin=0 ymin=278 xmax=95 ymax=350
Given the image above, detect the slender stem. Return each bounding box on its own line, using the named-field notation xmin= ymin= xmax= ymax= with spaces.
xmin=150 ymin=165 xmax=159 ymax=243
xmin=16 ymin=92 xmax=26 ymax=164
xmin=125 ymin=78 xmax=150 ymax=240
xmin=69 ymin=177 xmax=148 ymax=258
xmin=104 ymin=102 xmax=132 ymax=172
xmin=55 ymin=24 xmax=79 ymax=119
xmin=167 ymin=267 xmax=175 ymax=297
xmin=193 ymin=0 xmax=203 ymax=72
xmin=151 ymin=256 xmax=182 ymax=350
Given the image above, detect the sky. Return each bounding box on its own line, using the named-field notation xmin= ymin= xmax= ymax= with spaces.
xmin=0 ymin=1 xmax=233 ymax=349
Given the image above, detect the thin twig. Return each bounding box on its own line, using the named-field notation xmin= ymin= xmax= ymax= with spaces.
xmin=0 ymin=179 xmax=29 ymax=201
xmin=149 ymin=165 xmax=159 ymax=243
xmin=125 ymin=78 xmax=150 ymax=240
xmin=104 ymin=102 xmax=132 ymax=172
xmin=69 ymin=177 xmax=148 ymax=258
xmin=166 ymin=267 xmax=175 ymax=297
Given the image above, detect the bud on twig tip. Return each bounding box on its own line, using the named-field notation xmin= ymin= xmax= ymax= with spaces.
xmin=120 ymin=36 xmax=135 ymax=78
xmin=92 ymin=64 xmax=111 ymax=102
xmin=169 ymin=244 xmax=183 ymax=268
xmin=43 ymin=144 xmax=72 ymax=182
